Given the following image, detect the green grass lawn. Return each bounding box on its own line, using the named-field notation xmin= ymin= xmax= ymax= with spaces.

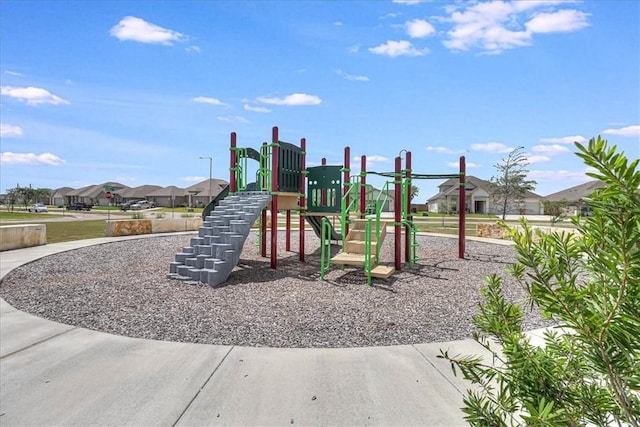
xmin=1 ymin=218 xmax=106 ymax=243
xmin=43 ymin=220 xmax=107 ymax=243
xmin=0 ymin=212 xmax=63 ymax=220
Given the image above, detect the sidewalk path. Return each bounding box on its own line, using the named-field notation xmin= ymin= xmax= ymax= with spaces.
xmin=0 ymin=235 xmax=497 ymax=426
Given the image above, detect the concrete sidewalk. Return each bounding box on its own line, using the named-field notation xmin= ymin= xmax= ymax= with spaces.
xmin=0 ymin=236 xmax=491 ymax=426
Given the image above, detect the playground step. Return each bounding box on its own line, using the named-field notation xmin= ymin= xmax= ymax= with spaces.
xmin=370 ymin=265 xmax=395 ymax=279
xmin=343 ymin=240 xmax=378 ymax=255
xmin=331 ymin=252 xmax=375 ymax=266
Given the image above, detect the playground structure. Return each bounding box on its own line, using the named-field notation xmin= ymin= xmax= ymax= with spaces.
xmin=168 ymin=126 xmax=466 ymax=287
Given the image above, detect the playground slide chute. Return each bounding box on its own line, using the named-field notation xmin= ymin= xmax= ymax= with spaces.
xmin=305 ymin=215 xmax=342 ymax=241
xmin=168 ymin=191 xmax=271 ymax=287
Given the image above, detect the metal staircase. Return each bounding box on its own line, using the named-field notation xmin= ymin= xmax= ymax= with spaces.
xmin=167 ymin=191 xmax=271 ymax=287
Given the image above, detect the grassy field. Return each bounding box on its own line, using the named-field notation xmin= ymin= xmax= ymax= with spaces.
xmin=0 ymin=212 xmax=65 ymax=220
xmin=0 ymin=219 xmax=107 ymax=243
xmin=1 ymin=210 xmax=574 ymax=244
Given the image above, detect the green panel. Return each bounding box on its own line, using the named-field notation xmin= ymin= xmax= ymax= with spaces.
xmin=278 ymin=141 xmax=303 ymax=193
xmin=307 ymin=165 xmax=342 ymax=213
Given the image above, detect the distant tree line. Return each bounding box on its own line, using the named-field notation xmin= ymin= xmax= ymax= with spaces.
xmin=2 ymin=185 xmax=51 ymax=212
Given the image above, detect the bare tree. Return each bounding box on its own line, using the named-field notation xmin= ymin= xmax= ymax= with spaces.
xmin=489 ymin=146 xmax=536 ymax=220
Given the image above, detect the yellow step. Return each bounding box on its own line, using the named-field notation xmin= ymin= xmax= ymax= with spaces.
xmin=344 ymin=240 xmax=377 ymax=254
xmin=370 ymin=265 xmax=395 ymax=279
xmin=331 ymin=252 xmax=375 ymax=266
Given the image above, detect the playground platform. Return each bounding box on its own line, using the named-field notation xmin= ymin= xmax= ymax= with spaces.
xmin=0 ymin=235 xmax=537 ymax=426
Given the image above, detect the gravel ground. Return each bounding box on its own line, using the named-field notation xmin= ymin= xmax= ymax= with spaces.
xmin=0 ymin=231 xmax=552 ymax=348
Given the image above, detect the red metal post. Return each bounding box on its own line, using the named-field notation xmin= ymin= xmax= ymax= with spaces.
xmin=458 ymin=156 xmax=466 ymax=259
xmin=360 ymin=155 xmax=367 ymax=218
xmin=271 ymin=126 xmax=279 ymax=269
xmin=343 ymin=146 xmax=350 ymax=236
xmin=230 ymin=132 xmax=237 ymax=193
xmin=394 ymin=156 xmax=402 ymax=271
xmin=405 ymin=151 xmax=412 ymax=263
xmin=300 ymin=138 xmax=306 ymax=262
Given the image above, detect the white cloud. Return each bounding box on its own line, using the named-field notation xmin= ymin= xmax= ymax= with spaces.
xmin=244 ymin=104 xmax=271 ymax=113
xmin=442 ymin=2 xmax=589 ymax=54
xmin=448 ymin=161 xmax=479 ymax=168
xmin=539 ymin=135 xmax=587 ymax=144
xmin=531 ymin=144 xmax=570 ymax=155
xmin=0 ymin=123 xmax=23 ymax=137
xmin=1 ymin=86 xmax=69 ymax=106
xmin=525 ymin=154 xmax=550 ymax=164
xmin=191 ymin=96 xmax=227 ymax=106
xmin=367 ymin=155 xmax=389 ymax=163
xmin=216 ymin=115 xmax=249 ymax=123
xmin=602 ymin=125 xmax=640 ymax=137
xmin=257 ymin=93 xmax=322 ymax=106
xmin=4 ymin=70 xmax=23 ymax=76
xmin=0 ymin=152 xmax=65 ymax=165
xmin=406 ymin=19 xmax=436 ymax=38
xmin=353 ymin=155 xmax=389 ymax=168
xmin=181 ymin=176 xmax=206 ymax=182
xmin=348 ymin=44 xmax=361 ymax=53
xmin=185 ymin=45 xmax=201 ymax=53
xmin=369 ymin=40 xmax=429 ymax=57
xmin=110 ymin=16 xmax=186 ymax=45
xmin=336 ymin=69 xmax=370 ymax=82
xmin=427 ymin=146 xmax=464 ymax=154
xmin=471 ymin=142 xmax=514 ymax=153
xmin=526 ymin=9 xmax=590 ymax=34
xmin=334 ymin=21 xmax=344 ymax=26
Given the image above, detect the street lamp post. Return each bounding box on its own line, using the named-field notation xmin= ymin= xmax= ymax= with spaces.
xmin=199 ymin=156 xmax=213 ymax=203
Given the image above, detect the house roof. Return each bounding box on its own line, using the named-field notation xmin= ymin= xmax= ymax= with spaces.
xmin=67 ymin=182 xmax=129 ymax=198
xmin=51 ymin=187 xmax=74 ymax=197
xmin=427 ymin=175 xmax=542 ymax=202
xmin=544 ymin=180 xmax=606 ymax=202
xmin=147 ymin=185 xmax=189 ymax=197
xmin=185 ymin=179 xmax=229 ymax=197
xmin=120 ymin=185 xmax=163 ymax=199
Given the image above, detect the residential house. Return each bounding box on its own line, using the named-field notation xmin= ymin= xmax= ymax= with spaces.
xmin=66 ymin=182 xmax=129 ymax=206
xmin=119 ymin=185 xmax=163 ymax=205
xmin=185 ymin=179 xmax=229 ymax=207
xmin=428 ymin=176 xmax=544 ymax=215
xmin=50 ymin=187 xmax=73 ymax=206
xmin=147 ymin=186 xmax=190 ymax=208
xmin=544 ymin=180 xmax=606 ymax=216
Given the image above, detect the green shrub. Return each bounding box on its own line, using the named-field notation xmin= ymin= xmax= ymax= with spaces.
xmin=440 ymin=136 xmax=639 ymax=426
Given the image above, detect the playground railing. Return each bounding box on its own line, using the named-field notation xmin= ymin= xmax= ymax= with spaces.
xmin=320 ymin=217 xmax=332 ymax=280
xmin=364 ymin=216 xmax=373 ymax=285
xmin=401 ymin=220 xmax=419 ymax=268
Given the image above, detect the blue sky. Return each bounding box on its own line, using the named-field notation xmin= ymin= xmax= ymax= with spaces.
xmin=1 ymin=0 xmax=638 ymax=201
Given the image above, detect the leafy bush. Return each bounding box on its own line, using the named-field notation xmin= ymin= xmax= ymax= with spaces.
xmin=440 ymin=136 xmax=639 ymax=426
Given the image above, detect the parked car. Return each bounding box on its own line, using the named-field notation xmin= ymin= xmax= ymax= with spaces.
xmin=67 ymin=202 xmax=92 ymax=211
xmin=120 ymin=200 xmax=143 ymax=211
xmin=28 ymin=203 xmax=49 ymax=213
xmin=130 ymin=200 xmax=156 ymax=210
